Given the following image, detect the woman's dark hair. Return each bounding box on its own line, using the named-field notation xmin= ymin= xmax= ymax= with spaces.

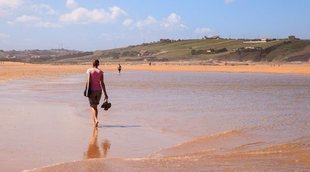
xmin=93 ymin=59 xmax=99 ymax=67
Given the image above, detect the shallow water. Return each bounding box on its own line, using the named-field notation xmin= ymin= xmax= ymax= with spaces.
xmin=0 ymin=71 xmax=309 ymax=171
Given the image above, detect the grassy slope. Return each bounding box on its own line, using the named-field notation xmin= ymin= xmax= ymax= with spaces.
xmin=265 ymin=40 xmax=310 ymax=61
xmin=91 ymin=39 xmax=293 ymax=62
xmin=7 ymin=39 xmax=308 ymax=64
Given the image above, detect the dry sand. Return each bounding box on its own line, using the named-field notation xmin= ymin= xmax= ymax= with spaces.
xmin=1 ymin=62 xmax=310 ymax=81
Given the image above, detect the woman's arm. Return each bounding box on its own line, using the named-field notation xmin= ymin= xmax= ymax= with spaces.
xmin=85 ymin=69 xmax=90 ymax=87
xmin=85 ymin=72 xmax=89 ymax=88
xmin=101 ymin=74 xmax=108 ymax=99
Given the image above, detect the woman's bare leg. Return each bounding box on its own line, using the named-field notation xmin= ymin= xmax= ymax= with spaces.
xmin=91 ymin=105 xmax=99 ymax=127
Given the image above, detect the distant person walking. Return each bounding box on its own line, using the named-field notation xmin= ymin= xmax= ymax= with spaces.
xmin=118 ymin=63 xmax=122 ymax=74
xmin=85 ymin=59 xmax=108 ymax=127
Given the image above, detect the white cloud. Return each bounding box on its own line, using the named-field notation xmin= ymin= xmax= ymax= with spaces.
xmin=136 ymin=16 xmax=157 ymax=29
xmin=15 ymin=15 xmax=41 ymax=23
xmin=35 ymin=21 xmax=62 ymax=28
xmin=59 ymin=6 xmax=126 ymax=24
xmin=31 ymin=4 xmax=58 ymax=15
xmin=0 ymin=0 xmax=23 ymax=15
xmin=224 ymin=0 xmax=236 ymax=4
xmin=110 ymin=6 xmax=127 ymax=20
xmin=122 ymin=18 xmax=133 ymax=27
xmin=161 ymin=13 xmax=186 ymax=29
xmin=0 ymin=0 xmax=23 ymax=9
xmin=11 ymin=15 xmax=61 ymax=28
xmin=194 ymin=27 xmax=212 ymax=34
xmin=4 ymin=2 xmax=61 ymax=28
xmin=66 ymin=0 xmax=78 ymax=9
xmin=132 ymin=13 xmax=186 ymax=30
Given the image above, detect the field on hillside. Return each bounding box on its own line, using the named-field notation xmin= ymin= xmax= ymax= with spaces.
xmin=86 ymin=39 xmax=310 ymax=63
xmin=1 ymin=39 xmax=310 ymax=64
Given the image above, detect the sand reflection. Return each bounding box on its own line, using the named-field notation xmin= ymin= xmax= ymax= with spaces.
xmin=84 ymin=127 xmax=111 ymax=159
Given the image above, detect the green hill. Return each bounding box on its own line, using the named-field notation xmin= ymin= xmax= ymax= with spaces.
xmin=84 ymin=38 xmax=310 ymax=63
xmin=1 ymin=38 xmax=310 ymax=64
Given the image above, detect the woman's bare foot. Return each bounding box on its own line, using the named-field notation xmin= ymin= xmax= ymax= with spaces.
xmin=95 ymin=121 xmax=99 ymax=127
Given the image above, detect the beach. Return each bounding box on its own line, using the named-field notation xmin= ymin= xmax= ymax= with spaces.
xmin=0 ymin=62 xmax=309 ymax=171
xmin=1 ymin=62 xmax=310 ymax=81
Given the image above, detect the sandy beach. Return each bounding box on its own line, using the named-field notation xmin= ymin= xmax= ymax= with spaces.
xmin=0 ymin=62 xmax=309 ymax=171
xmin=1 ymin=62 xmax=310 ymax=81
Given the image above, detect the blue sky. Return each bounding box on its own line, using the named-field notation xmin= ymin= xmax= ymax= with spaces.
xmin=0 ymin=0 xmax=309 ymax=51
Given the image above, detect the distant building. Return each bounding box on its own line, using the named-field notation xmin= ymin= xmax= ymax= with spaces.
xmin=211 ymin=36 xmax=220 ymax=39
xmin=261 ymin=38 xmax=267 ymax=42
xmin=160 ymin=39 xmax=172 ymax=43
xmin=288 ymin=35 xmax=299 ymax=41
xmin=243 ymin=38 xmax=269 ymax=44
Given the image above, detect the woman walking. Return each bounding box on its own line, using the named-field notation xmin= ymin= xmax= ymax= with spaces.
xmin=85 ymin=59 xmax=108 ymax=127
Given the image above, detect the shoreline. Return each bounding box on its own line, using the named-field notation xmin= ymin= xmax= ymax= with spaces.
xmin=1 ymin=62 xmax=310 ymax=81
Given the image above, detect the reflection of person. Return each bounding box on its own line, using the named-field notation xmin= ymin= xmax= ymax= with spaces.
xmin=118 ymin=64 xmax=122 ymax=74
xmin=102 ymin=139 xmax=111 ymax=158
xmin=84 ymin=127 xmax=111 ymax=159
xmin=86 ymin=59 xmax=108 ymax=127
xmin=85 ymin=127 xmax=101 ymax=159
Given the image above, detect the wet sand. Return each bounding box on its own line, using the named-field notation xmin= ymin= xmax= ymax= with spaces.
xmin=1 ymin=62 xmax=310 ymax=81
xmin=0 ymin=62 xmax=309 ymax=171
xmin=27 ymin=136 xmax=310 ymax=172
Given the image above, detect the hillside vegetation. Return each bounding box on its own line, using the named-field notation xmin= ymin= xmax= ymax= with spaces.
xmin=75 ymin=38 xmax=310 ymax=63
xmin=1 ymin=38 xmax=310 ymax=64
